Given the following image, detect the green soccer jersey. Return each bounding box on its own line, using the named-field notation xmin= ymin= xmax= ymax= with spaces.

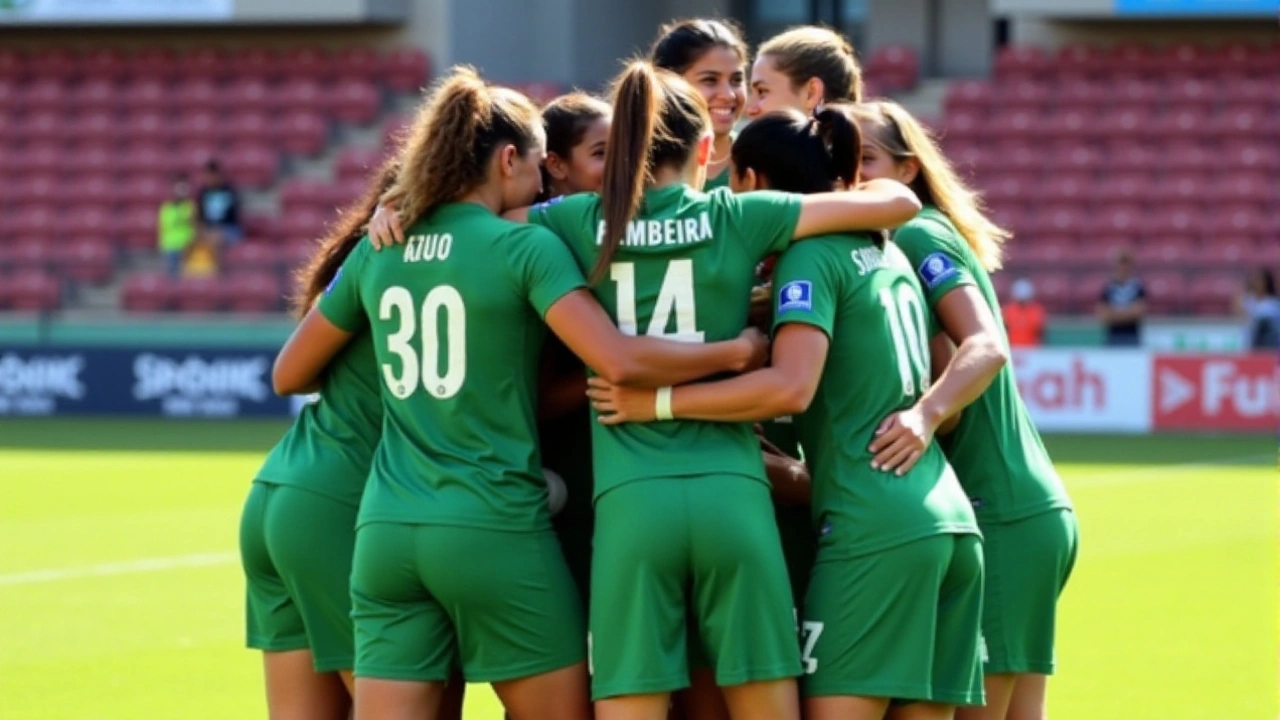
xmin=703 ymin=167 xmax=732 ymax=192
xmin=255 ymin=330 xmax=381 ymax=507
xmin=319 ymin=202 xmax=586 ymax=531
xmin=529 ymin=185 xmax=802 ymax=499
xmin=894 ymin=206 xmax=1072 ymax=523
xmin=772 ymin=234 xmax=979 ymax=559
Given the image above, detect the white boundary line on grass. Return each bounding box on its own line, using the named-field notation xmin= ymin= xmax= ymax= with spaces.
xmin=0 ymin=551 xmax=238 ymax=587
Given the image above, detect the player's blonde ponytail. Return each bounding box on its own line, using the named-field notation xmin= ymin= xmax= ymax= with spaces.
xmin=852 ymin=101 xmax=1009 ymax=271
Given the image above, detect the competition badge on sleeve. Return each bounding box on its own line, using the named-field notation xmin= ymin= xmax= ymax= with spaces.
xmin=778 ymin=280 xmax=813 ymax=313
xmin=918 ymin=252 xmax=958 ymax=290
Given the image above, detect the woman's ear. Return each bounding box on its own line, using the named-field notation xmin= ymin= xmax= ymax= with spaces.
xmin=805 ymin=77 xmax=825 ymax=112
xmin=696 ymin=132 xmax=714 ymax=167
xmin=544 ymin=152 xmax=570 ymax=181
xmin=498 ymin=144 xmax=519 ymax=178
xmin=899 ymin=157 xmax=922 ymax=185
xmin=736 ymin=167 xmax=762 ymax=192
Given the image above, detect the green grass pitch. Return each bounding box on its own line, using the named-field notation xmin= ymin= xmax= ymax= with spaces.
xmin=0 ymin=419 xmax=1275 ymax=720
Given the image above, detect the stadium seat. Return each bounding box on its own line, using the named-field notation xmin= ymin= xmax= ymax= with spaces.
xmin=77 ymin=145 xmax=116 ymax=178
xmin=987 ymin=109 xmax=1043 ymax=142
xmin=328 ymin=78 xmax=382 ymax=125
xmin=0 ymin=48 xmax=27 ymax=81
xmin=128 ymin=47 xmax=181 ymax=82
xmin=80 ymin=48 xmax=130 ymax=81
xmin=1192 ymin=237 xmax=1259 ymax=269
xmin=1224 ymin=143 xmax=1280 ymax=172
xmin=69 ymin=77 xmax=119 ymax=114
xmin=994 ymin=45 xmax=1049 ymax=82
xmin=336 ymin=146 xmax=385 ymax=183
xmin=12 ymin=173 xmax=59 ymax=205
xmin=865 ymin=46 xmax=919 ymax=93
xmin=1161 ymin=143 xmax=1214 ymax=172
xmin=171 ymin=277 xmax=224 ymax=313
xmin=280 ymin=46 xmax=332 ymax=82
xmin=1093 ymin=172 xmax=1151 ymax=204
xmin=1187 ymin=273 xmax=1239 ymax=315
xmin=995 ymin=80 xmax=1051 ymax=112
xmin=172 ymin=111 xmax=220 ymax=144
xmin=1133 ymin=236 xmax=1195 ymax=268
xmin=380 ymin=113 xmax=413 ymax=153
xmin=224 ymin=243 xmax=284 ymax=276
xmin=1031 ymin=173 xmax=1093 ymax=204
xmin=120 ymin=80 xmax=170 ymax=115
xmin=1153 ymin=173 xmax=1207 ymax=205
xmin=30 ymin=47 xmax=79 ymax=81
xmin=1143 ymin=271 xmax=1186 ymax=315
xmin=1027 ymin=272 xmax=1072 ymax=315
xmin=21 ymin=79 xmax=68 ymax=113
xmin=4 ymin=271 xmax=62 ymax=312
xmin=70 ymin=110 xmax=119 ymax=145
xmin=16 ymin=111 xmax=66 ymax=144
xmin=223 ymin=78 xmax=272 ymax=115
xmin=1147 ymin=207 xmax=1206 ymax=238
xmin=116 ymin=205 xmax=159 ymax=250
xmin=222 ymin=111 xmax=274 ymax=147
xmin=242 ymin=214 xmax=279 ymax=243
xmin=117 ymin=142 xmax=169 ymax=179
xmin=276 ymin=78 xmax=327 ymax=116
xmin=943 ymin=80 xmax=994 ymax=114
xmin=1166 ymin=77 xmax=1217 ymax=106
xmin=1207 ymin=172 xmax=1273 ymax=204
xmin=333 ymin=47 xmax=381 ymax=84
xmin=1004 ymin=235 xmax=1074 ymax=269
xmin=223 ymin=144 xmax=280 ymax=190
xmin=1150 ymin=107 xmax=1209 ymax=140
xmin=272 ymin=111 xmax=329 ymax=157
xmin=54 ymin=237 xmax=116 ymax=284
xmin=222 ymin=272 xmax=284 ymax=313
xmin=1222 ymin=77 xmax=1274 ymax=105
xmin=183 ymin=47 xmax=233 ymax=83
xmin=232 ymin=46 xmax=279 ymax=82
xmin=174 ymin=79 xmax=222 ymax=114
xmin=382 ymin=48 xmax=430 ymax=93
xmin=1055 ymin=43 xmax=1108 ymax=77
xmin=69 ymin=174 xmax=117 ymax=208
xmin=1054 ymin=79 xmax=1108 ymax=108
xmin=116 ymin=175 xmax=170 ymax=209
xmin=4 ymin=242 xmax=54 ymax=273
xmin=278 ymin=209 xmax=331 ymax=244
xmin=121 ymin=273 xmax=173 ymax=312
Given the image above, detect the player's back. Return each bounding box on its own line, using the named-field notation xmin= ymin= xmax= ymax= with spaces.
xmin=530 ymin=185 xmax=802 ymax=497
xmin=773 ymin=234 xmax=976 ymax=558
xmin=350 ymin=203 xmax=573 ymax=532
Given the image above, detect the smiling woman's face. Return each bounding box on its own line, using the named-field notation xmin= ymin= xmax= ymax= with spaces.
xmin=681 ymin=46 xmax=746 ymax=138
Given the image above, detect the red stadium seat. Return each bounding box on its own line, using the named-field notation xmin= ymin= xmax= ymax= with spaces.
xmin=116 ymin=204 xmax=159 ymax=250
xmin=1133 ymin=236 xmax=1195 ymax=268
xmin=30 ymin=47 xmax=79 ymax=81
xmin=171 ymin=277 xmax=224 ymax=313
xmin=995 ymin=81 xmax=1051 ymax=112
xmin=1150 ymin=107 xmax=1210 ymax=141
xmin=380 ymin=112 xmax=412 ymax=153
xmin=994 ymin=45 xmax=1049 ymax=82
xmin=1143 ymin=271 xmax=1186 ymax=315
xmin=940 ymin=110 xmax=984 ymax=144
xmin=222 ymin=272 xmax=283 ymax=313
xmin=382 ymin=48 xmax=430 ymax=93
xmin=1004 ymin=235 xmax=1074 ymax=269
xmin=222 ymin=111 xmax=274 ymax=147
xmin=242 ymin=213 xmax=279 ymax=243
xmin=15 ymin=143 xmax=64 ymax=175
xmin=1110 ymin=43 xmax=1160 ymax=75
xmin=279 ymin=179 xmax=330 ymax=214
xmin=0 ymin=48 xmax=27 ymax=81
xmin=1156 ymin=42 xmax=1210 ymax=77
xmin=987 ymin=109 xmax=1043 ymax=142
xmin=280 ymin=47 xmax=332 ymax=82
xmin=281 ymin=240 xmax=319 ymax=273
xmin=171 ymin=111 xmax=219 ymax=144
xmin=1097 ymin=106 xmax=1152 ymax=140
xmin=21 ymin=79 xmax=68 ymax=113
xmin=1032 ymin=173 xmax=1093 ymax=204
xmin=1041 ymin=108 xmax=1097 ymax=141
xmin=120 ymin=110 xmax=168 ymax=144
xmin=0 ymin=80 xmax=17 ymax=111
xmin=866 ymin=46 xmax=919 ymax=93
xmin=1092 ymin=172 xmax=1151 ymax=205
xmin=1153 ymin=173 xmax=1207 ymax=205
xmin=4 ymin=242 xmax=54 ymax=272
xmin=116 ymin=175 xmax=170 ymax=209
xmin=67 ymin=206 xmax=118 ymax=239
xmin=1213 ymin=205 xmax=1266 ymax=236
xmin=1187 ymin=273 xmax=1239 ymax=315
xmin=333 ymin=47 xmax=381 ymax=84
xmin=1161 ymin=143 xmax=1214 ymax=172
xmin=70 ymin=78 xmax=120 ymax=114
xmin=1055 ymin=144 xmax=1101 ymax=172
xmin=5 ymin=271 xmax=61 ymax=312
xmin=224 ymin=243 xmax=284 ymax=276
xmin=223 ymin=78 xmax=272 ymax=115
xmin=1166 ymin=77 xmax=1217 ymax=106
xmin=183 ymin=48 xmax=233 ymax=83
xmin=117 ymin=142 xmax=169 ymax=179
xmin=274 ymin=79 xmax=326 ymax=116
xmin=80 ymin=48 xmax=130 ymax=81
xmin=16 ymin=111 xmax=66 ymax=144
xmin=231 ymin=46 xmax=279 ymax=81
xmin=120 ymin=80 xmax=170 ymax=115
xmin=128 ymin=47 xmax=181 ymax=82
xmin=173 ymin=142 xmax=219 ymax=176
xmin=1192 ymin=237 xmax=1259 ymax=269
xmin=69 ymin=110 xmax=119 ymax=145
xmin=277 ymin=209 xmax=331 ymax=244
xmin=1147 ymin=207 xmax=1206 ymax=238
xmin=12 ymin=173 xmax=59 ymax=205
xmin=75 ymin=145 xmax=115 ymax=178
xmin=1053 ymin=79 xmax=1107 ymax=108
xmin=68 ymin=175 xmax=116 ymax=208
xmin=329 ymin=79 xmax=383 ymax=125
xmin=943 ymin=80 xmax=994 ymax=114
xmin=1212 ymin=107 xmax=1274 ymax=139
xmin=336 ymin=146 xmax=385 ymax=183
xmin=1027 ymin=272 xmax=1072 ymax=315
xmin=274 ymin=111 xmax=329 ymax=157
xmin=223 ymin=144 xmax=280 ymax=190
xmin=1055 ymin=43 xmax=1108 ymax=77
xmin=1109 ymin=78 xmax=1162 ymax=106
xmin=121 ymin=273 xmax=173 ymax=312
xmin=173 ymin=79 xmax=221 ymax=114
xmin=1206 ymin=172 xmax=1273 ymax=204
xmin=1087 ymin=204 xmax=1145 ymax=236
xmin=983 ymin=174 xmax=1031 ymax=207
xmin=1025 ymin=205 xmax=1086 ymax=236
xmin=1224 ymin=143 xmax=1280 ymax=172
xmin=54 ymin=237 xmax=116 ymax=284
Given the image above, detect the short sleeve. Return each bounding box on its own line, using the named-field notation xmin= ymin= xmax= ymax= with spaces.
xmin=893 ymin=219 xmax=976 ymax=308
xmin=526 ymin=194 xmax=599 ymax=254
xmin=771 ymin=242 xmax=836 ymax=338
xmin=317 ymin=240 xmax=369 ymax=332
xmin=506 ymin=226 xmax=588 ymax=318
xmin=723 ymin=190 xmax=803 ymax=260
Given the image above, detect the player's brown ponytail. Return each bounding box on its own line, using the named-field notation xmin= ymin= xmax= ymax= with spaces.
xmin=387 ymin=66 xmax=542 ymax=227
xmin=595 ymin=61 xmax=711 ymax=284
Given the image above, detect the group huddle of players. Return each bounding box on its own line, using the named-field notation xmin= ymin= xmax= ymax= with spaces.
xmin=240 ymin=17 xmax=1078 ymax=720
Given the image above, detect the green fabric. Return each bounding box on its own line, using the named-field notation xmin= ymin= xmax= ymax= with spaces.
xmin=157 ymin=199 xmax=196 ymax=252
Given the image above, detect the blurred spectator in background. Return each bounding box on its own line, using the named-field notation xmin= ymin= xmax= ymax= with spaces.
xmin=197 ymin=159 xmax=242 ymax=251
xmin=1237 ymin=267 xmax=1280 ymax=350
xmin=157 ymin=174 xmax=196 ymax=277
xmin=1097 ymin=250 xmax=1146 ymax=347
xmin=1003 ymin=277 xmax=1046 ymax=348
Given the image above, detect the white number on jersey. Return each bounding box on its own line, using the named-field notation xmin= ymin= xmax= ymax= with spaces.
xmin=378 ymin=285 xmax=467 ymax=399
xmin=800 ymin=620 xmax=824 ymax=675
xmin=610 ymin=259 xmax=705 ymax=342
xmin=878 ymin=285 xmax=930 ymax=397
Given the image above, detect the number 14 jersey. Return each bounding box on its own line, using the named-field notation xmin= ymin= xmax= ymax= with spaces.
xmin=319 ymin=202 xmax=587 ymax=532
xmin=529 ymin=185 xmax=801 ymax=499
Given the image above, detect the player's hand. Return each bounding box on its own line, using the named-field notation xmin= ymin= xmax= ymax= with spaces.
xmin=734 ymin=327 xmax=771 ymax=373
xmin=868 ymin=406 xmax=936 ymax=475
xmin=368 ymin=203 xmax=406 ymax=250
xmin=586 ymin=377 xmax=657 ymax=425
xmin=748 ymin=284 xmax=773 ymax=335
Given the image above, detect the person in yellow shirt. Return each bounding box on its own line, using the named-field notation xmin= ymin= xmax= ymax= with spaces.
xmin=157 ymin=175 xmax=197 ymax=277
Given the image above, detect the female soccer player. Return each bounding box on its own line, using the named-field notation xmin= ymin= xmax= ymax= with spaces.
xmin=649 ymin=18 xmax=749 ymax=190
xmin=745 ymin=25 xmax=863 ymax=119
xmin=239 ymin=160 xmax=472 ymax=720
xmin=587 ymin=107 xmax=989 ymax=720
xmin=523 ymin=63 xmax=918 ymax=720
xmin=271 ymin=67 xmax=772 ymax=720
xmin=852 ymin=100 xmax=1078 ymax=720
xmin=536 ymin=91 xmax=613 ymax=611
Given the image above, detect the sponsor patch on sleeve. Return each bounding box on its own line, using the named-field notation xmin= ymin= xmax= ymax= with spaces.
xmin=324 ymin=267 xmax=343 ymax=295
xmin=917 ymin=252 xmax=958 ymax=290
xmin=777 ymin=280 xmax=813 ymax=313
xmin=530 ymin=195 xmax=566 ymax=213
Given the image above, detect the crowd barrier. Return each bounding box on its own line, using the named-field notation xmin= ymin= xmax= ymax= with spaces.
xmin=1 ymin=346 xmax=1276 ymax=431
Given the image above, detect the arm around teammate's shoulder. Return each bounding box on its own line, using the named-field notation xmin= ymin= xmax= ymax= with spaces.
xmin=792 ymin=178 xmax=921 ymax=240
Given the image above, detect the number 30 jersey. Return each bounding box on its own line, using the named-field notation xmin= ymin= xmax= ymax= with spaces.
xmin=529 ymin=185 xmax=801 ymax=499
xmin=319 ymin=202 xmax=586 ymax=531
xmin=771 ymin=235 xmax=979 ymax=559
